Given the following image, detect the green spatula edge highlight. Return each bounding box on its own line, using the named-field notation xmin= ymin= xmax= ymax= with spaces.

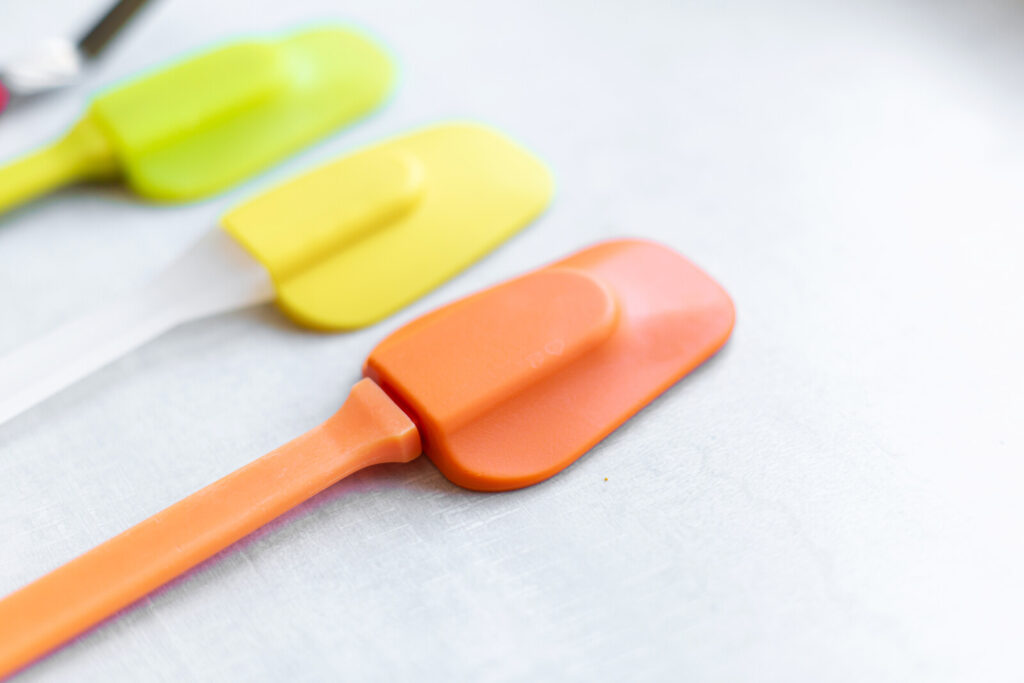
xmin=0 ymin=25 xmax=394 ymax=214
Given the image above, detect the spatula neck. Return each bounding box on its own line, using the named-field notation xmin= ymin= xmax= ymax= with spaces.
xmin=0 ymin=115 xmax=118 ymax=216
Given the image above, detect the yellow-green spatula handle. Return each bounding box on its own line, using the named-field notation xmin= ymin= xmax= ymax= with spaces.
xmin=0 ymin=116 xmax=117 ymax=214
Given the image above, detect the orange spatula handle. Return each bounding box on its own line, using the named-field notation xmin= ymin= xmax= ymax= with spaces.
xmin=0 ymin=379 xmax=420 ymax=678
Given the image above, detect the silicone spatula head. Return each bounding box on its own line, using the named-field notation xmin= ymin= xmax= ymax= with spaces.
xmin=365 ymin=239 xmax=735 ymax=491
xmin=89 ymin=26 xmax=393 ymax=199
xmin=0 ymin=25 xmax=393 ymax=214
xmin=223 ymin=123 xmax=554 ymax=330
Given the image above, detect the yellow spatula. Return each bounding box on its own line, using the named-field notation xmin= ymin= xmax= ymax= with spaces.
xmin=0 ymin=123 xmax=553 ymax=425
xmin=0 ymin=25 xmax=394 ymax=214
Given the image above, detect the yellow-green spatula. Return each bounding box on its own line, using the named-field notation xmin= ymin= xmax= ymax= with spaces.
xmin=0 ymin=25 xmax=393 ymax=214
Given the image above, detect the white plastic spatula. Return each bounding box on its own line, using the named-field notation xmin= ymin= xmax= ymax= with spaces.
xmin=0 ymin=123 xmax=554 ymax=427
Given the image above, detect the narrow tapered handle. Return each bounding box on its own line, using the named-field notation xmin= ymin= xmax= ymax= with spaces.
xmin=0 ymin=291 xmax=176 ymax=425
xmin=0 ymin=379 xmax=421 ymax=678
xmin=0 ymin=229 xmax=274 ymax=427
xmin=0 ymin=117 xmax=117 ymax=215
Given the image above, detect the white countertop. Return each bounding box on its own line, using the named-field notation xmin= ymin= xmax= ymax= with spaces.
xmin=1 ymin=0 xmax=1022 ymax=680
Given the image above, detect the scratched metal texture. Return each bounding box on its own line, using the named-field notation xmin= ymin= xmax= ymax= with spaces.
xmin=1 ymin=0 xmax=1022 ymax=681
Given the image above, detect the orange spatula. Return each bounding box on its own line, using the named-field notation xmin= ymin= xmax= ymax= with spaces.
xmin=0 ymin=239 xmax=734 ymax=677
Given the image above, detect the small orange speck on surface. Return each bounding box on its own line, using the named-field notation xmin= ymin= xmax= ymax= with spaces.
xmin=604 ymin=477 xmax=608 ymax=482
